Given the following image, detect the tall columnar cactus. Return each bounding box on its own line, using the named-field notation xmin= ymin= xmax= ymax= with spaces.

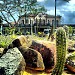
xmin=51 ymin=27 xmax=67 ymax=75
xmin=63 ymin=25 xmax=69 ymax=38
xmin=48 ymin=24 xmax=54 ymax=40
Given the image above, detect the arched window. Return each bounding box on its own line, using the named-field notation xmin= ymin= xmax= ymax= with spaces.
xmin=48 ymin=20 xmax=50 ymax=23
xmin=43 ymin=20 xmax=45 ymax=25
xmin=56 ymin=20 xmax=59 ymax=27
xmin=22 ymin=20 xmax=24 ymax=24
xmin=36 ymin=18 xmax=37 ymax=24
xmin=25 ymin=18 xmax=29 ymax=23
xmin=30 ymin=19 xmax=31 ymax=24
xmin=52 ymin=20 xmax=54 ymax=25
xmin=39 ymin=18 xmax=41 ymax=24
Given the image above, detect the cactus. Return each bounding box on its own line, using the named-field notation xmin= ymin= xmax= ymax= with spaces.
xmin=63 ymin=25 xmax=69 ymax=38
xmin=48 ymin=24 xmax=54 ymax=40
xmin=51 ymin=27 xmax=67 ymax=75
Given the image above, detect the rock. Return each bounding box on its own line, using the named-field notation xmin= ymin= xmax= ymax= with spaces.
xmin=68 ymin=47 xmax=75 ymax=53
xmin=18 ymin=46 xmax=45 ymax=71
xmin=0 ymin=35 xmax=31 ymax=57
xmin=0 ymin=48 xmax=4 ymax=57
xmin=73 ymin=44 xmax=75 ymax=48
xmin=29 ymin=40 xmax=56 ymax=72
xmin=0 ymin=47 xmax=26 ymax=75
xmin=0 ymin=67 xmax=6 ymax=75
xmin=65 ymin=52 xmax=75 ymax=73
xmin=65 ymin=59 xmax=75 ymax=73
xmin=12 ymin=35 xmax=31 ymax=48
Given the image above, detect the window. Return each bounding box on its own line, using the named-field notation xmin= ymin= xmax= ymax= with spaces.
xmin=43 ymin=20 xmax=45 ymax=25
xmin=25 ymin=18 xmax=29 ymax=23
xmin=36 ymin=18 xmax=37 ymax=23
xmin=22 ymin=20 xmax=24 ymax=24
xmin=38 ymin=13 xmax=42 ymax=17
xmin=39 ymin=18 xmax=41 ymax=24
xmin=56 ymin=20 xmax=59 ymax=27
xmin=30 ymin=19 xmax=31 ymax=24
xmin=48 ymin=20 xmax=50 ymax=23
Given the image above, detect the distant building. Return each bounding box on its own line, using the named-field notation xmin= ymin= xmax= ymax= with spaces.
xmin=2 ymin=13 xmax=61 ymax=35
xmin=17 ymin=13 xmax=61 ymax=34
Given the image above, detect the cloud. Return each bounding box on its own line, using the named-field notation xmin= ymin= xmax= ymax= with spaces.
xmin=38 ymin=0 xmax=75 ymax=24
xmin=60 ymin=11 xmax=75 ymax=24
xmin=37 ymin=0 xmax=44 ymax=2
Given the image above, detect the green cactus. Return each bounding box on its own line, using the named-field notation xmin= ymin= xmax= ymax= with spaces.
xmin=63 ymin=25 xmax=69 ymax=38
xmin=51 ymin=27 xmax=67 ymax=75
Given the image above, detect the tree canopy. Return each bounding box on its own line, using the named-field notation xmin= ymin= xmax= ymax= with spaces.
xmin=0 ymin=0 xmax=47 ymax=26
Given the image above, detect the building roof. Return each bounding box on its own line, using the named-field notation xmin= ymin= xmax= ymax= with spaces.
xmin=19 ymin=13 xmax=61 ymax=18
xmin=46 ymin=14 xmax=61 ymax=18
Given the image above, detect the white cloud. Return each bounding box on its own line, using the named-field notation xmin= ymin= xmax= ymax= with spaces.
xmin=47 ymin=9 xmax=63 ymax=16
xmin=61 ymin=0 xmax=75 ymax=12
xmin=0 ymin=1 xmax=4 ymax=4
xmin=69 ymin=0 xmax=75 ymax=5
xmin=37 ymin=0 xmax=45 ymax=2
xmin=47 ymin=10 xmax=55 ymax=15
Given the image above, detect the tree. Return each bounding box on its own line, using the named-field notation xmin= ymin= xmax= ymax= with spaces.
xmin=30 ymin=5 xmax=47 ymax=15
xmin=0 ymin=0 xmax=37 ymax=27
xmin=0 ymin=0 xmax=47 ymax=27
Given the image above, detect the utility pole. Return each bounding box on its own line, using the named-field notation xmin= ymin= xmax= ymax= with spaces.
xmin=55 ymin=0 xmax=56 ymax=29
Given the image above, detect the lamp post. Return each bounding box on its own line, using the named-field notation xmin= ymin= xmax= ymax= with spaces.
xmin=55 ymin=0 xmax=56 ymax=29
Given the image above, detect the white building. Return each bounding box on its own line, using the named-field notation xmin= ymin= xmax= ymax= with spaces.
xmin=17 ymin=13 xmax=61 ymax=34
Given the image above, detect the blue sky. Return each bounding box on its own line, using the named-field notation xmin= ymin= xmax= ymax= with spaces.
xmin=37 ymin=0 xmax=75 ymax=24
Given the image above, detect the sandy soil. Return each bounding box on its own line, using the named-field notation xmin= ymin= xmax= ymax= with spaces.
xmin=21 ymin=68 xmax=75 ymax=75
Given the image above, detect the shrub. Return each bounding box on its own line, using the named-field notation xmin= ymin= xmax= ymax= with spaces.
xmin=0 ymin=35 xmax=16 ymax=48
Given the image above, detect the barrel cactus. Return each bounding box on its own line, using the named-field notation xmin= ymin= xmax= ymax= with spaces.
xmin=51 ymin=27 xmax=67 ymax=75
xmin=63 ymin=25 xmax=69 ymax=38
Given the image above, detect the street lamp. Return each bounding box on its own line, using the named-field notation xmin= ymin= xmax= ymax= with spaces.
xmin=55 ymin=0 xmax=56 ymax=29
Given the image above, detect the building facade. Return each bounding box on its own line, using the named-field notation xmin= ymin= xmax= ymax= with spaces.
xmin=17 ymin=13 xmax=61 ymax=34
xmin=2 ymin=13 xmax=61 ymax=35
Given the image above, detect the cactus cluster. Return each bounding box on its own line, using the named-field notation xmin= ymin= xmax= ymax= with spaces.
xmin=51 ymin=27 xmax=67 ymax=75
xmin=63 ymin=25 xmax=69 ymax=38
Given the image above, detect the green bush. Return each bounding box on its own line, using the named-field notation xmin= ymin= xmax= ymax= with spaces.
xmin=0 ymin=35 xmax=16 ymax=48
xmin=16 ymin=32 xmax=22 ymax=35
xmin=38 ymin=32 xmax=45 ymax=37
xmin=26 ymin=31 xmax=30 ymax=35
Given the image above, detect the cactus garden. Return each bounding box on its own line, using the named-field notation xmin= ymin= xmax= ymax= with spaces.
xmin=0 ymin=26 xmax=75 ymax=75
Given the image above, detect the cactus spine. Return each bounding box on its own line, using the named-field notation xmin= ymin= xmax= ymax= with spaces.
xmin=51 ymin=27 xmax=67 ymax=75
